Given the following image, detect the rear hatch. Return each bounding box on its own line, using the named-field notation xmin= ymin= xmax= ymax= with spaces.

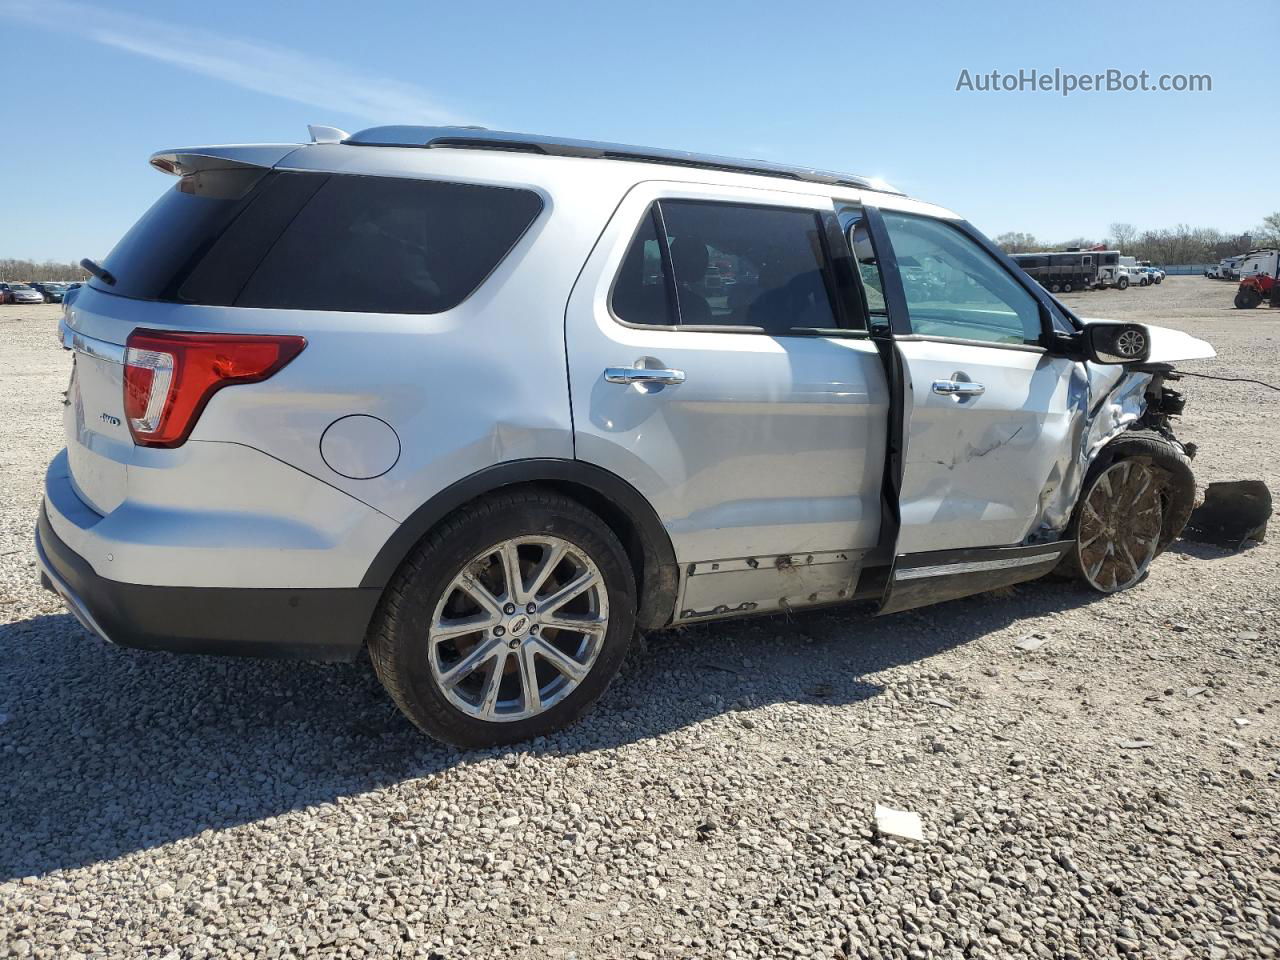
xmin=62 ymin=144 xmax=302 ymax=515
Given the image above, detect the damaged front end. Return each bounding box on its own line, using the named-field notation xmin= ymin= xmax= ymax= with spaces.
xmin=1033 ymin=323 xmax=1213 ymax=541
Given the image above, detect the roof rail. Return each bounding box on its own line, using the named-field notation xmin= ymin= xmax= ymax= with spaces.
xmin=342 ymin=125 xmax=900 ymax=195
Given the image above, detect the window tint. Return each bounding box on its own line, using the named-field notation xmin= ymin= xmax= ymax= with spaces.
xmin=237 ymin=176 xmax=542 ymax=313
xmin=657 ymin=200 xmax=838 ymax=333
xmin=95 ymin=165 xmax=270 ymax=301
xmin=611 ymin=206 xmax=676 ymax=326
xmin=94 ymin=170 xmax=541 ymax=313
xmin=880 ymin=212 xmax=1042 ymax=345
xmin=846 ymin=214 xmax=887 ymax=314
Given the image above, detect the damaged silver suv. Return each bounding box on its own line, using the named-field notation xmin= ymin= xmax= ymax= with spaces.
xmin=38 ymin=126 xmax=1214 ymax=745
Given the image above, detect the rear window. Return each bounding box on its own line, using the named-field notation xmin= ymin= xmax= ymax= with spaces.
xmin=95 ymin=169 xmax=543 ymax=314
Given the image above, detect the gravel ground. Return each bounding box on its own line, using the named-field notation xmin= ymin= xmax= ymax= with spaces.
xmin=1 ymin=277 xmax=1278 ymax=959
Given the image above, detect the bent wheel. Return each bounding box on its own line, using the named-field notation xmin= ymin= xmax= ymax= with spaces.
xmin=1060 ymin=431 xmax=1195 ymax=594
xmin=369 ymin=491 xmax=636 ymax=746
xmin=1075 ymin=460 xmax=1162 ymax=592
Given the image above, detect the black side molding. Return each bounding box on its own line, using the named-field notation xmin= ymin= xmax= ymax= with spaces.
xmin=879 ymin=540 xmax=1071 ymax=615
xmin=359 ymin=459 xmax=680 ymax=630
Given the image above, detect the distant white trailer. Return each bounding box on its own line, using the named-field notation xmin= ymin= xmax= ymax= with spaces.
xmin=1236 ymin=249 xmax=1279 ymax=279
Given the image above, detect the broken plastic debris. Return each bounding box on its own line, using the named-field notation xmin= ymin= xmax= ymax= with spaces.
xmin=1119 ymin=740 xmax=1155 ymax=749
xmin=1183 ymin=480 xmax=1271 ymax=550
xmin=874 ymin=803 xmax=924 ymax=842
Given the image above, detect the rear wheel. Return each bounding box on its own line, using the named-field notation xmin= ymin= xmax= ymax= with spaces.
xmin=1062 ymin=282 xmax=1073 ymax=293
xmin=1058 ymin=432 xmax=1194 ymax=593
xmin=1117 ymin=277 xmax=1130 ymax=290
xmin=369 ymin=490 xmax=636 ymax=746
xmin=1050 ymin=283 xmax=1061 ymax=293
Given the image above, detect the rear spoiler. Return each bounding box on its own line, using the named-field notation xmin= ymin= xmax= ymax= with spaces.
xmin=148 ymin=144 xmax=304 ymax=177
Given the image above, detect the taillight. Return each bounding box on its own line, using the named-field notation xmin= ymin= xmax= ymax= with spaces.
xmin=123 ymin=330 xmax=306 ymax=447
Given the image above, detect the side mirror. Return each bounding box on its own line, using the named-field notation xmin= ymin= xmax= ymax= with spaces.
xmin=1084 ymin=322 xmax=1151 ymax=364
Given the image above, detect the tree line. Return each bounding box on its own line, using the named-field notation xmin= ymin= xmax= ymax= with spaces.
xmin=995 ymin=212 xmax=1280 ymax=265
xmin=0 ymin=259 xmax=91 ymax=283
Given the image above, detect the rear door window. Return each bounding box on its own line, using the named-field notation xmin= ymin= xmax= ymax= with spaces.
xmin=611 ymin=199 xmax=860 ymax=334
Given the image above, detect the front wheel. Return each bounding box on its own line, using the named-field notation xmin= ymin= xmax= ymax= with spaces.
xmin=369 ymin=490 xmax=636 ymax=746
xmin=1058 ymin=432 xmax=1194 ymax=593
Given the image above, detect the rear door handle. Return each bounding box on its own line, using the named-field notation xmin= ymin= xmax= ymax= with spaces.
xmin=932 ymin=379 xmax=985 ymax=397
xmin=605 ymin=367 xmax=686 ymax=386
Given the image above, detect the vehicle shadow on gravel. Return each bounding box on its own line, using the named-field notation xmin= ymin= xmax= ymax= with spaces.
xmin=1 ymin=579 xmax=1103 ymax=880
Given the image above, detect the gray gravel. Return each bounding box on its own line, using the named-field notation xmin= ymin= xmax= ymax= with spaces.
xmin=2 ymin=279 xmax=1279 ymax=959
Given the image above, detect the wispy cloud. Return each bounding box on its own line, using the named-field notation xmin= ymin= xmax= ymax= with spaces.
xmin=0 ymin=0 xmax=467 ymax=125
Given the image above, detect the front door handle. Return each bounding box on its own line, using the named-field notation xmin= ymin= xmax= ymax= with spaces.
xmin=605 ymin=366 xmax=686 ymax=386
xmin=932 ymin=379 xmax=986 ymax=397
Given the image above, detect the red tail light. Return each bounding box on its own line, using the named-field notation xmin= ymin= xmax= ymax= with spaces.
xmin=123 ymin=330 xmax=306 ymax=447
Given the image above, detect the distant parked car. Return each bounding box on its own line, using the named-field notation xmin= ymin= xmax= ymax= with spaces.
xmin=7 ymin=283 xmax=44 ymax=304
xmin=31 ymin=282 xmax=67 ymax=303
xmin=0 ymin=282 xmax=13 ymax=304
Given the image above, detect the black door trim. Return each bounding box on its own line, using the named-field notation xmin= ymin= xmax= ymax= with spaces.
xmin=879 ymin=540 xmax=1071 ymax=615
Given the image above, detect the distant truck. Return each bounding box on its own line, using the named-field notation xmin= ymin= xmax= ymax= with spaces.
xmin=1234 ymin=249 xmax=1279 ymax=309
xmin=1090 ymin=250 xmax=1126 ymax=288
xmin=1009 ymin=251 xmax=1099 ymax=292
xmin=1237 ymin=249 xmax=1279 ymax=279
xmin=1219 ymin=256 xmax=1244 ymax=280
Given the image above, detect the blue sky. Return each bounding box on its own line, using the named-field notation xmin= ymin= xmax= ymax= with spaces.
xmin=1 ymin=0 xmax=1272 ymax=262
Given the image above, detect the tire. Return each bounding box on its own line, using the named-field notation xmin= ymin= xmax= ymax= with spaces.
xmin=1154 ymin=276 xmax=1162 ymax=284
xmin=1050 ymin=283 xmax=1061 ymax=293
xmin=1062 ymin=282 xmax=1073 ymax=293
xmin=1117 ymin=277 xmax=1129 ymax=290
xmin=1057 ymin=431 xmax=1195 ymax=593
xmin=1235 ymin=288 xmax=1262 ymax=309
xmin=368 ymin=489 xmax=637 ymax=746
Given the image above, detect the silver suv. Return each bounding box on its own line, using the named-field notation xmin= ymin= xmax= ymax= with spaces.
xmin=38 ymin=125 xmax=1215 ymax=746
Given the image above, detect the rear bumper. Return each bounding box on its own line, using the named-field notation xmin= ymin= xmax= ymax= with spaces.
xmin=36 ymin=505 xmax=377 ymax=660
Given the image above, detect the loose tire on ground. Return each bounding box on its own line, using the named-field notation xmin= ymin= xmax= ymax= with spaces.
xmin=1056 ymin=431 xmax=1195 ymax=593
xmin=368 ymin=489 xmax=637 ymax=746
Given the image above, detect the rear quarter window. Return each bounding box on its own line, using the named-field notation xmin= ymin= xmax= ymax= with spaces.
xmin=236 ymin=176 xmax=543 ymax=314
xmin=95 ymin=170 xmax=543 ymax=314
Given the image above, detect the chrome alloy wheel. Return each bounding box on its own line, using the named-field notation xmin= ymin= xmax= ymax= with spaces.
xmin=1077 ymin=459 xmax=1163 ymax=592
xmin=428 ymin=536 xmax=609 ymax=722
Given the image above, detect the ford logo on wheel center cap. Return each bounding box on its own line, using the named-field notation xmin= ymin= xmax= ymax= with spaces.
xmin=507 ymin=614 xmax=530 ymax=636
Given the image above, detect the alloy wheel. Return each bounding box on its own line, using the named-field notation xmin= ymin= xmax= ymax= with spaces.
xmin=428 ymin=536 xmax=609 ymax=722
xmin=1077 ymin=459 xmax=1163 ymax=592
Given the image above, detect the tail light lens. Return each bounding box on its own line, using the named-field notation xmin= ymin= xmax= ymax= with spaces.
xmin=123 ymin=330 xmax=306 ymax=447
